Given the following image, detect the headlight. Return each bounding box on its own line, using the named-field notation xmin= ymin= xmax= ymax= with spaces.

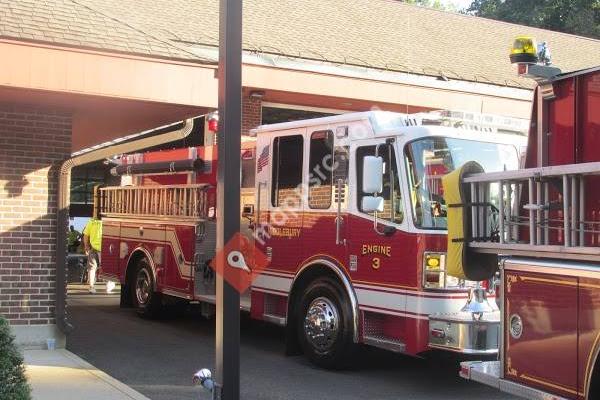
xmin=423 ymin=252 xmax=475 ymax=290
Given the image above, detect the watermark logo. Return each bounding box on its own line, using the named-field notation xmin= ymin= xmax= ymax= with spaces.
xmin=210 ymin=232 xmax=269 ymax=293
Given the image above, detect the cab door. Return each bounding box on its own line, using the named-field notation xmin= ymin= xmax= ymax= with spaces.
xmin=301 ymin=128 xmax=350 ymax=269
xmin=258 ymin=131 xmax=305 ymax=275
xmin=346 ymin=139 xmax=413 ymax=290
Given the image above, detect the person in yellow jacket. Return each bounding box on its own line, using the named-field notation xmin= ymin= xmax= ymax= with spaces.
xmin=83 ymin=217 xmax=102 ymax=294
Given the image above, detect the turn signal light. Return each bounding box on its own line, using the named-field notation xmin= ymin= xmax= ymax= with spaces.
xmin=423 ymin=252 xmax=446 ymax=289
xmin=426 ymin=254 xmax=441 ymax=268
xmin=423 ymin=252 xmax=472 ymax=290
xmin=207 ymin=112 xmax=219 ymax=132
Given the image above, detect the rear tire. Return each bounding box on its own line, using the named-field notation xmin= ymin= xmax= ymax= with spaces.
xmin=296 ymin=277 xmax=355 ymax=369
xmin=130 ymin=257 xmax=163 ymax=318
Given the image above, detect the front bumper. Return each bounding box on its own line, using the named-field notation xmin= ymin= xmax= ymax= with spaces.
xmin=460 ymin=360 xmax=569 ymax=400
xmin=428 ymin=311 xmax=499 ymax=354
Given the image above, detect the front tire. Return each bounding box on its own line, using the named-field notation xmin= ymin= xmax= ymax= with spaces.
xmin=130 ymin=257 xmax=163 ymax=318
xmin=296 ymin=277 xmax=355 ymax=369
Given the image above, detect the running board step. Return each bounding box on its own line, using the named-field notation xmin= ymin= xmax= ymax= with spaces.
xmin=363 ymin=335 xmax=406 ymax=353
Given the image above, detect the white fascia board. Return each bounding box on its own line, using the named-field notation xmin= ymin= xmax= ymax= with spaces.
xmin=186 ymin=45 xmax=533 ymax=102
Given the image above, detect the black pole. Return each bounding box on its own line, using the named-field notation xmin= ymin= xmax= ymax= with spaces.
xmin=216 ymin=0 xmax=242 ymax=399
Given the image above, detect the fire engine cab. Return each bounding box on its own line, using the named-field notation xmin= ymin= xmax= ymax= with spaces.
xmin=98 ymin=109 xmax=526 ymax=368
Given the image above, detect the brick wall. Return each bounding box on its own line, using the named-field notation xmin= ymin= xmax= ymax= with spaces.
xmin=308 ymin=185 xmax=333 ymax=209
xmin=242 ymin=94 xmax=262 ymax=136
xmin=0 ymin=104 xmax=71 ymax=330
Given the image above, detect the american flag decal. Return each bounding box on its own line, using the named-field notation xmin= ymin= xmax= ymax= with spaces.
xmin=257 ymin=145 xmax=269 ymax=173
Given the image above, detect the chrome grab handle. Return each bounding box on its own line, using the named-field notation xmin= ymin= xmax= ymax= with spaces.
xmin=255 ymin=181 xmax=266 ymax=231
xmin=256 ymin=182 xmax=264 ymax=220
xmin=335 ymin=179 xmax=343 ymax=245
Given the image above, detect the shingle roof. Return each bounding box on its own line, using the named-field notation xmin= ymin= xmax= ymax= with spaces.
xmin=0 ymin=0 xmax=207 ymax=61
xmin=3 ymin=0 xmax=600 ymax=88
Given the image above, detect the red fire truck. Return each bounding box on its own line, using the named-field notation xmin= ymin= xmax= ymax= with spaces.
xmin=98 ymin=109 xmax=526 ymax=368
xmin=455 ymin=38 xmax=600 ymax=399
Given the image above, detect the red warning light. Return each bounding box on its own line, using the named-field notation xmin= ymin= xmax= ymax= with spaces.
xmin=208 ymin=116 xmax=219 ymax=132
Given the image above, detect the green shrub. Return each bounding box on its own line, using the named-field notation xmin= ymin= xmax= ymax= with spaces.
xmin=0 ymin=317 xmax=31 ymax=400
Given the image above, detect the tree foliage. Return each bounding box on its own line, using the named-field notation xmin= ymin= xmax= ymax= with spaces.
xmin=466 ymin=0 xmax=600 ymax=39
xmin=403 ymin=0 xmax=459 ymax=11
xmin=0 ymin=317 xmax=31 ymax=400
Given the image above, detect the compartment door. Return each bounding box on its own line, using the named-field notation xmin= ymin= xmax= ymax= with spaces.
xmin=194 ymin=221 xmax=216 ymax=297
xmin=164 ymin=224 xmax=195 ymax=293
xmin=504 ymin=267 xmax=578 ymax=398
xmin=99 ymin=220 xmax=121 ymax=280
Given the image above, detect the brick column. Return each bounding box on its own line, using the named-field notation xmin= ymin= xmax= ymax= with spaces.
xmin=0 ymin=103 xmax=71 ymax=347
xmin=242 ymin=94 xmax=262 ymax=136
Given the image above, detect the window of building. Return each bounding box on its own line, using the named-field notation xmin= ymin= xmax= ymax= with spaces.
xmin=271 ymin=135 xmax=304 ymax=208
xmin=308 ymin=131 xmax=334 ymax=209
xmin=356 ymin=144 xmax=403 ymax=224
xmin=241 ymin=147 xmax=255 ymax=189
xmin=70 ymin=166 xmax=106 ymax=205
xmin=262 ymin=107 xmax=335 ymax=125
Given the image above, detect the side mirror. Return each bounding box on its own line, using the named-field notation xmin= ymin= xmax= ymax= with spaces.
xmin=362 ymin=156 xmax=383 ymax=194
xmin=361 ymin=196 xmax=384 ymax=213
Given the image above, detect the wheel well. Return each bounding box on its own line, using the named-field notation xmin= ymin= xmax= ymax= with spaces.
xmin=588 ymin=356 xmax=600 ymax=399
xmin=125 ymin=250 xmax=154 ymax=289
xmin=126 ymin=250 xmax=142 ymax=279
xmin=285 ymin=264 xmax=352 ymax=355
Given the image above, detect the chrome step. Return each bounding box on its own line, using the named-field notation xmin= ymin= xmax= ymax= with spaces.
xmin=194 ymin=293 xmax=251 ymax=312
xmin=460 ymin=361 xmax=569 ymax=400
xmin=363 ymin=335 xmax=406 ymax=353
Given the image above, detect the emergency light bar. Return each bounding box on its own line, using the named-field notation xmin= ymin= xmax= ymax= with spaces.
xmin=405 ymin=110 xmax=529 ymax=136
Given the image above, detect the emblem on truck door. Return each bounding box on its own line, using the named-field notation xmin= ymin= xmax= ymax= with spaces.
xmin=361 ymin=244 xmax=392 ymax=257
xmin=360 ymin=244 xmax=391 ymax=270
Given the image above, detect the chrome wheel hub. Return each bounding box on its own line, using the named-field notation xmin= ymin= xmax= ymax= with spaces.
xmin=135 ymin=268 xmax=151 ymax=305
xmin=304 ymin=297 xmax=339 ymax=351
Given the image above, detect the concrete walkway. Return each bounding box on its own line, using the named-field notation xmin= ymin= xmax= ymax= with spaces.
xmin=24 ymin=349 xmax=151 ymax=400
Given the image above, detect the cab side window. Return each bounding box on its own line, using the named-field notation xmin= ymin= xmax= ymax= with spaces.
xmin=308 ymin=131 xmax=334 ymax=209
xmin=356 ymin=144 xmax=403 ymax=224
xmin=333 ymin=146 xmax=350 ymax=205
xmin=271 ymin=135 xmax=303 ymax=208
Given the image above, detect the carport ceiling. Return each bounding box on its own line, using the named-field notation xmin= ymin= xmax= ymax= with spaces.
xmin=0 ymin=86 xmax=210 ymax=152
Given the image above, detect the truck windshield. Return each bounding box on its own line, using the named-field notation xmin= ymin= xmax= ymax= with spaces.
xmin=404 ymin=137 xmax=519 ymax=229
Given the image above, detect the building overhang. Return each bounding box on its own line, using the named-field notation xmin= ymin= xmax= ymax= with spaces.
xmin=209 ymin=45 xmax=533 ymax=119
xmin=0 ymin=37 xmax=535 ymax=152
xmin=0 ymin=38 xmax=217 ymax=151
